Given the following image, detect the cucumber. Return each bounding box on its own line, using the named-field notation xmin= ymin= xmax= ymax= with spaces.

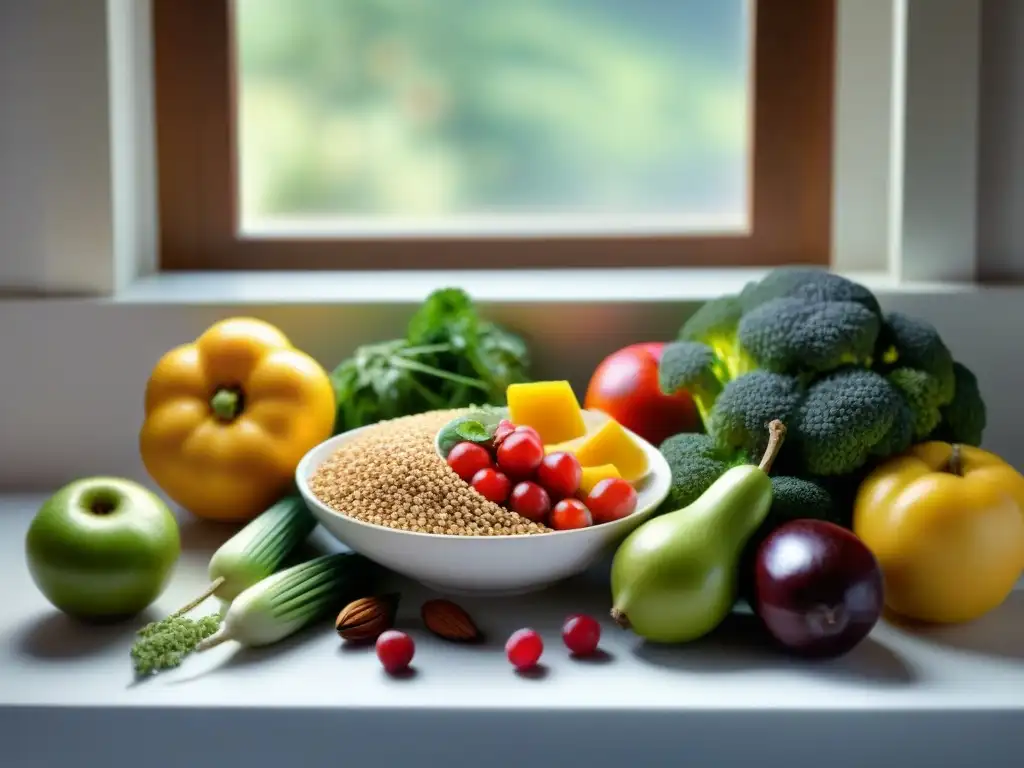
xmin=196 ymin=552 xmax=379 ymax=650
xmin=173 ymin=495 xmax=317 ymax=616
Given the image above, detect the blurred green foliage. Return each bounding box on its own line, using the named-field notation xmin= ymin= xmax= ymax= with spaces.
xmin=235 ymin=0 xmax=748 ymax=222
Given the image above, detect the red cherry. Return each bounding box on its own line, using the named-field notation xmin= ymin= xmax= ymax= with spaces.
xmin=376 ymin=630 xmax=415 ymax=674
xmin=585 ymin=478 xmax=638 ymax=524
xmin=496 ymin=431 xmax=545 ymax=478
xmin=550 ymin=499 xmax=593 ymax=530
xmin=536 ymin=452 xmax=582 ymax=498
xmin=506 ymin=628 xmax=544 ymax=670
xmin=471 ymin=468 xmax=512 ymax=504
xmin=508 ymin=481 xmax=552 ymax=523
xmin=493 ymin=419 xmax=517 ymax=448
xmin=447 ymin=442 xmax=492 ymax=482
xmin=514 ymin=425 xmax=543 ymax=443
xmin=562 ymin=614 xmax=602 ymax=657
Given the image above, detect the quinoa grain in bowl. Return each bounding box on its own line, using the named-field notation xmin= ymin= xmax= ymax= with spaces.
xmin=309 ymin=410 xmax=550 ymax=536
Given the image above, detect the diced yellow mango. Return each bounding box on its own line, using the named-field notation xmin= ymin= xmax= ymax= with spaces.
xmin=578 ymin=464 xmax=622 ymax=496
xmin=507 ymin=380 xmax=587 ymax=445
xmin=544 ymin=436 xmax=585 ymax=455
xmin=572 ymin=419 xmax=649 ymax=483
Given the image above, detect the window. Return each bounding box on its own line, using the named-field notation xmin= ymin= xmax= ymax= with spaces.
xmin=153 ymin=0 xmax=835 ymax=271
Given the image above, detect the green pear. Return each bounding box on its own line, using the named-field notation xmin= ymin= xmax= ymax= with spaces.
xmin=610 ymin=420 xmax=786 ymax=644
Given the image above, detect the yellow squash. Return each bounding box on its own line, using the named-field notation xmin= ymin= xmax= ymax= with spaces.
xmin=853 ymin=441 xmax=1024 ymax=624
xmin=139 ymin=318 xmax=335 ymax=522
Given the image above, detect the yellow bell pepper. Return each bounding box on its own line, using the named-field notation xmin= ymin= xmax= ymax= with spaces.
xmin=139 ymin=317 xmax=335 ymax=522
xmin=853 ymin=441 xmax=1024 ymax=624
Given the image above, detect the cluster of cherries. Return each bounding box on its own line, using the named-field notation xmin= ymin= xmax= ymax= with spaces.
xmin=376 ymin=614 xmax=603 ymax=674
xmin=445 ymin=418 xmax=638 ymax=531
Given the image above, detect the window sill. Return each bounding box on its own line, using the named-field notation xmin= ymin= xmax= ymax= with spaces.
xmin=105 ymin=268 xmax=974 ymax=307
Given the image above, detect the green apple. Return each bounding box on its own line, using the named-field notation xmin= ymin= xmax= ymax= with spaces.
xmin=25 ymin=477 xmax=181 ymax=621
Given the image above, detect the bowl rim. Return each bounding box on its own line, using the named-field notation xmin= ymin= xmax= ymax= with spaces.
xmin=296 ymin=409 xmax=671 ymax=543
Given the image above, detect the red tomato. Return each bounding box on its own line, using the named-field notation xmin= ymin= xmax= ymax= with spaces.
xmin=447 ymin=442 xmax=493 ymax=482
xmin=585 ymin=478 xmax=638 ymax=524
xmin=550 ymin=499 xmax=593 ymax=530
xmin=496 ymin=431 xmax=545 ymax=478
xmin=536 ymin=452 xmax=582 ymax=499
xmin=471 ymin=468 xmax=512 ymax=504
xmin=509 ymin=481 xmax=552 ymax=523
xmin=584 ymin=342 xmax=700 ymax=447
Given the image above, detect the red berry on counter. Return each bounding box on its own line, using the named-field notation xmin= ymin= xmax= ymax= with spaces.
xmin=496 ymin=431 xmax=545 ymax=478
xmin=562 ymin=614 xmax=602 ymax=657
xmin=471 ymin=468 xmax=512 ymax=504
xmin=550 ymin=499 xmax=593 ymax=530
xmin=585 ymin=478 xmax=638 ymax=524
xmin=536 ymin=452 xmax=582 ymax=498
xmin=508 ymin=481 xmax=552 ymax=523
xmin=376 ymin=630 xmax=415 ymax=674
xmin=493 ymin=419 xmax=517 ymax=448
xmin=447 ymin=442 xmax=493 ymax=482
xmin=506 ymin=628 xmax=544 ymax=670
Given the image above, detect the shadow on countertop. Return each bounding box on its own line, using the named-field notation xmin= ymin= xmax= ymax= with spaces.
xmin=15 ymin=608 xmax=159 ymax=661
xmin=632 ymin=612 xmax=917 ymax=686
xmin=887 ymin=591 xmax=1024 ymax=661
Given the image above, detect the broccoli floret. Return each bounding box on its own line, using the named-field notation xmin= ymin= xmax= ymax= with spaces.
xmin=795 ymin=368 xmax=910 ymax=476
xmin=709 ymin=371 xmax=804 ymax=459
xmin=877 ymin=312 xmax=955 ymax=404
xmin=738 ymin=267 xmax=883 ymax=317
xmin=658 ymin=432 xmax=745 ymax=510
xmin=930 ymin=361 xmax=987 ymax=445
xmin=658 ymin=433 xmax=834 ymax=525
xmin=737 ymin=297 xmax=881 ymax=375
xmin=886 ymin=367 xmax=944 ymax=439
xmin=678 ymin=296 xmax=750 ymax=378
xmin=658 ymin=341 xmax=728 ymax=428
xmin=766 ymin=475 xmax=838 ymax=525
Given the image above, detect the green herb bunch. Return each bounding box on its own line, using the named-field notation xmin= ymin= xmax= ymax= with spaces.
xmin=130 ymin=614 xmax=222 ymax=678
xmin=330 ymin=288 xmax=530 ymax=432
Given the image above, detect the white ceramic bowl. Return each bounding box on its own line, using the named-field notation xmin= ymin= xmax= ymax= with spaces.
xmin=296 ymin=409 xmax=671 ymax=596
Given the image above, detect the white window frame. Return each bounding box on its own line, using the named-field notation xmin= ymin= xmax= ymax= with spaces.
xmin=0 ymin=0 xmax=981 ymax=299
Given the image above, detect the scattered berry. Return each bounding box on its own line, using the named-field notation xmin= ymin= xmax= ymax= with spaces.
xmin=447 ymin=442 xmax=493 ymax=483
xmin=508 ymin=481 xmax=552 ymax=523
xmin=585 ymin=478 xmax=638 ymax=524
xmin=471 ymin=468 xmax=512 ymax=504
xmin=550 ymin=498 xmax=593 ymax=530
xmin=506 ymin=628 xmax=544 ymax=671
xmin=537 ymin=452 xmax=583 ymax=499
xmin=496 ymin=431 xmax=545 ymax=478
xmin=562 ymin=614 xmax=602 ymax=657
xmin=376 ymin=630 xmax=415 ymax=674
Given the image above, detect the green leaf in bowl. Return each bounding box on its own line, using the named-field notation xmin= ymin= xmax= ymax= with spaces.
xmin=437 ymin=408 xmax=506 ymax=457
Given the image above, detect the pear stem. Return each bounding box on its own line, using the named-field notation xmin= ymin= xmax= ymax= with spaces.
xmin=757 ymin=420 xmax=788 ymax=473
xmin=944 ymin=444 xmax=964 ymax=476
xmin=610 ymin=608 xmax=631 ymax=630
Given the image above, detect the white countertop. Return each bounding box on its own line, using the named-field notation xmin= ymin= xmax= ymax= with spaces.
xmin=1 ymin=493 xmax=1022 ymax=767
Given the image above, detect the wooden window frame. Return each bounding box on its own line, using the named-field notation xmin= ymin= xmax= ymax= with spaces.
xmin=153 ymin=0 xmax=835 ymax=272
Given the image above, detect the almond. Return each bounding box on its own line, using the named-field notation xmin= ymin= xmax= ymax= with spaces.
xmin=421 ymin=599 xmax=483 ymax=643
xmin=335 ymin=594 xmax=399 ymax=642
